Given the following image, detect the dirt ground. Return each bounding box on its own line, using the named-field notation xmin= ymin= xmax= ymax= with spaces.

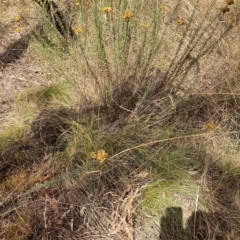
xmin=0 ymin=1 xmax=48 ymax=131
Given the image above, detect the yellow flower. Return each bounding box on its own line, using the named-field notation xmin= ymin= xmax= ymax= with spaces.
xmin=225 ymin=0 xmax=234 ymax=5
xmin=14 ymin=27 xmax=22 ymax=33
xmin=123 ymin=11 xmax=134 ymax=21
xmin=75 ymin=1 xmax=80 ymax=6
xmin=14 ymin=15 xmax=21 ymax=22
xmin=91 ymin=149 xmax=108 ymax=164
xmin=205 ymin=123 xmax=217 ymax=131
xmin=102 ymin=6 xmax=112 ymax=13
xmin=77 ymin=27 xmax=83 ymax=33
xmin=73 ymin=26 xmax=83 ymax=34
xmin=160 ymin=5 xmax=169 ymax=12
xmin=141 ymin=24 xmax=149 ymax=29
xmin=176 ymin=19 xmax=186 ymax=25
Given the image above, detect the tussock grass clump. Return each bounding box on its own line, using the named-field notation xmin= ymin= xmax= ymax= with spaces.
xmin=31 ymin=0 xmax=234 ymax=105
xmin=1 ymin=0 xmax=240 ymax=239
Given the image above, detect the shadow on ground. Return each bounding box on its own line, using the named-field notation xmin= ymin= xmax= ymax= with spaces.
xmin=0 ymin=0 xmax=75 ymax=67
xmin=159 ymin=207 xmax=238 ymax=240
xmin=0 ymin=35 xmax=30 ymax=66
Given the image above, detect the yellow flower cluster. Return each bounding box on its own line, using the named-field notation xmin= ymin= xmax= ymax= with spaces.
xmin=123 ymin=11 xmax=134 ymax=21
xmin=14 ymin=27 xmax=22 ymax=33
xmin=176 ymin=19 xmax=186 ymax=25
xmin=160 ymin=5 xmax=169 ymax=12
xmin=76 ymin=26 xmax=83 ymax=33
xmin=14 ymin=13 xmax=22 ymax=33
xmin=14 ymin=15 xmax=21 ymax=22
xmin=205 ymin=123 xmax=217 ymax=131
xmin=73 ymin=26 xmax=83 ymax=34
xmin=90 ymin=149 xmax=108 ymax=164
xmin=75 ymin=0 xmax=80 ymax=6
xmin=102 ymin=6 xmax=112 ymax=13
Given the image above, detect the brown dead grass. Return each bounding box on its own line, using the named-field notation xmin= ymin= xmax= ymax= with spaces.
xmin=1 ymin=0 xmax=240 ymax=239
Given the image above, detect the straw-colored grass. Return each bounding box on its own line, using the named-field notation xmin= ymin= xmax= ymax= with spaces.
xmin=1 ymin=0 xmax=240 ymax=239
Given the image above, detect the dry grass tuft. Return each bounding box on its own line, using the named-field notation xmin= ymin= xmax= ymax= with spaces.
xmin=30 ymin=107 xmax=77 ymax=149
